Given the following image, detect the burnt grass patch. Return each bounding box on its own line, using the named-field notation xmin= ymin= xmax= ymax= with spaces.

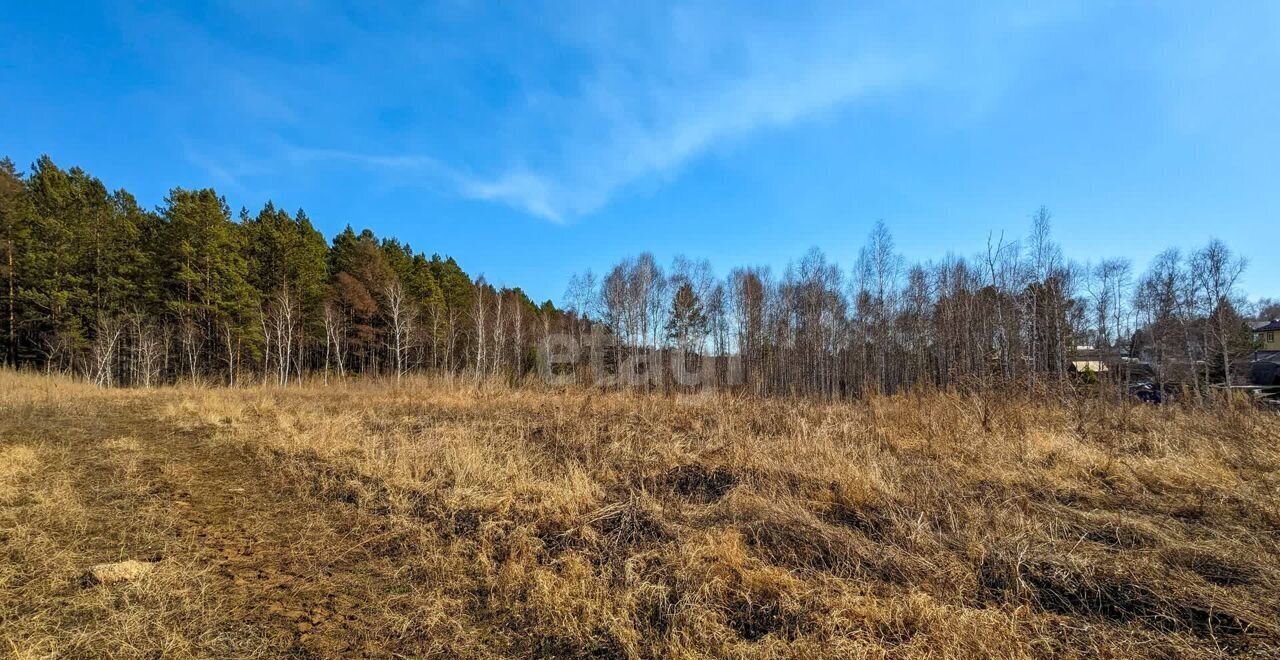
xmin=530 ymin=520 xmax=591 ymax=559
xmin=1160 ymin=546 xmax=1260 ymax=588
xmin=631 ymin=583 xmax=681 ymax=640
xmin=739 ymin=514 xmax=910 ymax=586
xmin=724 ymin=592 xmax=803 ymax=642
xmin=978 ymin=550 xmax=1275 ymax=649
xmin=821 ymin=499 xmax=892 ymax=541
xmin=657 ymin=464 xmax=739 ymax=503
xmin=1046 ymin=506 xmax=1163 ymax=550
xmin=529 ymin=629 xmax=627 ymax=660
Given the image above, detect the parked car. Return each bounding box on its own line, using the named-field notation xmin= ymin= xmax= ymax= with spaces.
xmin=1129 ymin=381 xmax=1163 ymax=404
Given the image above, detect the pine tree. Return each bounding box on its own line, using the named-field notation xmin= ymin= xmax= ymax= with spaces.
xmin=24 ymin=156 xmax=91 ymax=367
xmin=159 ymin=188 xmax=257 ymax=383
xmin=665 ymin=282 xmax=708 ymax=350
xmin=0 ymin=159 xmax=35 ymax=365
xmin=244 ymin=203 xmax=329 ymax=381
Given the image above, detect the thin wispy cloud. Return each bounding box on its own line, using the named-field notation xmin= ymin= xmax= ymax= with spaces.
xmin=181 ymin=146 xmax=244 ymax=192
xmin=303 ymin=3 xmax=1080 ymax=221
xmin=282 ymin=146 xmax=446 ymax=172
xmin=429 ymin=2 xmax=1097 ymax=221
xmin=458 ymin=171 xmax=564 ymax=223
xmin=462 ymin=6 xmax=934 ymax=220
xmin=503 ymin=51 xmax=923 ymax=220
xmin=278 ymin=145 xmax=568 ymax=221
xmin=169 ymin=2 xmax=1090 ymax=221
xmin=267 ymin=14 xmax=925 ymax=221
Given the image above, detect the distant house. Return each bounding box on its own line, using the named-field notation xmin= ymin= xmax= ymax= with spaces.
xmin=1070 ymin=360 xmax=1108 ymax=374
xmin=1253 ymin=320 xmax=1280 ymax=353
xmin=1068 ymin=344 xmax=1123 ymax=377
xmin=1252 ymin=320 xmax=1280 ymax=385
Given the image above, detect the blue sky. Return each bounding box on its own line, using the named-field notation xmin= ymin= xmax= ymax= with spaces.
xmin=2 ymin=1 xmax=1276 ymax=303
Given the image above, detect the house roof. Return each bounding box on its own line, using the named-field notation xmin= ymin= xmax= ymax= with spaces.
xmin=1253 ymin=320 xmax=1280 ymax=333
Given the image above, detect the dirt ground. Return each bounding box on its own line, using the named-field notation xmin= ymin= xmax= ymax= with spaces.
xmin=0 ymin=390 xmax=419 ymax=656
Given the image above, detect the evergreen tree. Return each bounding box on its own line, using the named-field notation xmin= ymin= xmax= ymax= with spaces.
xmin=0 ymin=159 xmax=35 ymax=365
xmin=108 ymin=189 xmax=161 ymax=313
xmin=665 ymin=282 xmax=708 ymax=350
xmin=243 ymin=203 xmax=328 ymax=381
xmin=159 ymin=188 xmax=257 ymax=382
xmin=24 ymin=157 xmax=93 ymax=365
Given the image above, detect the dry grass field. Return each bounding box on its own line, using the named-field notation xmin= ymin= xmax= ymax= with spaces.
xmin=1 ymin=371 xmax=1278 ymax=658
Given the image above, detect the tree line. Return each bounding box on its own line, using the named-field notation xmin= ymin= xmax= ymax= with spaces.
xmin=562 ymin=209 xmax=1267 ymax=399
xmin=1 ymin=154 xmax=1268 ymax=396
xmin=0 ymin=155 xmax=566 ymax=386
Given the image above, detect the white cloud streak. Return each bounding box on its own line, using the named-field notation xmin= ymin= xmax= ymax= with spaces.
xmin=428 ymin=1 xmax=1082 ymax=221
xmin=279 ymin=145 xmax=568 ymax=221
xmin=458 ymin=6 xmax=933 ymax=221
xmin=174 ymin=2 xmax=1089 ymax=222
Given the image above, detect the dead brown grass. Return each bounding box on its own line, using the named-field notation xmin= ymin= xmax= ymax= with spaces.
xmin=1 ymin=371 xmax=1277 ymax=658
